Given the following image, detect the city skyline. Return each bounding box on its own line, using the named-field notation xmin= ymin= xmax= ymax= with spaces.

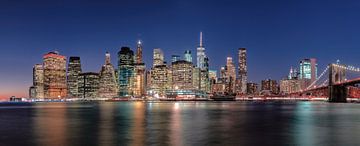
xmin=1 ymin=0 xmax=360 ymax=99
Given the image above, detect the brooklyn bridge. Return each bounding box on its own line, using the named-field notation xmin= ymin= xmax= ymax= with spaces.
xmin=290 ymin=63 xmax=360 ymax=102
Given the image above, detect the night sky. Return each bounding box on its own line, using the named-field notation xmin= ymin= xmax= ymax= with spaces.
xmin=1 ymin=0 xmax=360 ymax=99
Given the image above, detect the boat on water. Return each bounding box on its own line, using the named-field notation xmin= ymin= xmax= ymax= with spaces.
xmin=211 ymin=94 xmax=236 ymax=101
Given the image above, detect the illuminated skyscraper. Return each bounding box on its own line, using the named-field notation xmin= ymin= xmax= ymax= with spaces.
xmin=238 ymin=48 xmax=247 ymax=94
xmin=98 ymin=52 xmax=119 ymax=98
xmin=171 ymin=60 xmax=193 ymax=90
xmin=226 ymin=57 xmax=236 ymax=93
xmin=184 ymin=50 xmax=192 ymax=63
xmin=299 ymin=58 xmax=317 ymax=83
xmin=118 ymin=47 xmax=135 ymax=97
xmin=192 ymin=67 xmax=200 ymax=90
xmin=136 ymin=40 xmax=143 ymax=64
xmin=78 ymin=72 xmax=100 ymax=98
xmin=30 ymin=64 xmax=44 ymax=98
xmin=153 ymin=48 xmax=164 ymax=67
xmin=133 ymin=41 xmax=146 ymax=97
xmin=43 ymin=51 xmax=67 ymax=98
xmin=196 ymin=32 xmax=206 ymax=69
xmin=246 ymin=82 xmax=258 ymax=95
xmin=67 ymin=56 xmax=82 ymax=98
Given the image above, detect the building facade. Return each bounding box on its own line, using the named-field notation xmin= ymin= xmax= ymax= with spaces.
xmin=43 ymin=51 xmax=67 ymax=98
xmin=184 ymin=50 xmax=192 ymax=63
xmin=238 ymin=48 xmax=247 ymax=94
xmin=118 ymin=47 xmax=135 ymax=97
xmin=78 ymin=72 xmax=100 ymax=98
xmin=171 ymin=60 xmax=193 ymax=90
xmin=261 ymin=79 xmax=279 ymax=95
xmin=31 ymin=64 xmax=44 ymax=98
xmin=67 ymin=56 xmax=82 ymax=98
xmin=98 ymin=52 xmax=119 ymax=98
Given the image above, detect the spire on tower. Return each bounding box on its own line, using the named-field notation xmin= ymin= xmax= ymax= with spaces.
xmin=105 ymin=51 xmax=111 ymax=65
xmin=200 ymin=32 xmax=203 ymax=47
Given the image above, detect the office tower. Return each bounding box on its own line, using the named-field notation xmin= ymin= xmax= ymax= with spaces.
xmin=150 ymin=65 xmax=168 ymax=95
xmin=192 ymin=67 xmax=200 ymax=90
xmin=78 ymin=72 xmax=99 ymax=98
xmin=31 ymin=64 xmax=44 ymax=98
xmin=118 ymin=47 xmax=135 ymax=97
xmin=136 ymin=40 xmax=143 ymax=64
xmin=288 ymin=66 xmax=299 ymax=79
xmin=226 ymin=57 xmax=236 ymax=93
xmin=171 ymin=60 xmax=193 ymax=90
xmin=98 ymin=52 xmax=119 ymax=98
xmin=133 ymin=41 xmax=146 ymax=97
xmin=238 ymin=48 xmax=247 ymax=94
xmin=246 ymin=82 xmax=258 ymax=95
xmin=196 ymin=32 xmax=207 ymax=69
xmin=153 ymin=48 xmax=164 ymax=67
xmin=43 ymin=51 xmax=67 ymax=98
xmin=67 ymin=56 xmax=82 ymax=98
xmin=261 ymin=79 xmax=279 ymax=95
xmin=171 ymin=55 xmax=181 ymax=63
xmin=299 ymin=58 xmax=318 ymax=83
xmin=184 ymin=50 xmax=192 ymax=63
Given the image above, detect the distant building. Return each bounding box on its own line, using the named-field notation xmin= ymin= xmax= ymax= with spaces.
xmin=184 ymin=50 xmax=192 ymax=63
xmin=150 ymin=65 xmax=168 ymax=95
xmin=299 ymin=58 xmax=317 ymax=88
xmin=78 ymin=72 xmax=100 ymax=98
xmin=246 ymin=82 xmax=258 ymax=95
xmin=136 ymin=40 xmax=143 ymax=64
xmin=279 ymin=79 xmax=304 ymax=95
xmin=118 ymin=47 xmax=134 ymax=97
xmin=226 ymin=57 xmax=236 ymax=93
xmin=171 ymin=55 xmax=181 ymax=63
xmin=43 ymin=51 xmax=67 ymax=98
xmin=192 ymin=67 xmax=200 ymax=90
xmin=30 ymin=64 xmax=44 ymax=98
xmin=171 ymin=60 xmax=193 ymax=90
xmin=196 ymin=32 xmax=207 ymax=69
xmin=209 ymin=70 xmax=217 ymax=83
xmin=237 ymin=48 xmax=247 ymax=94
xmin=261 ymin=79 xmax=279 ymax=95
xmin=67 ymin=56 xmax=82 ymax=98
xmin=98 ymin=52 xmax=119 ymax=98
xmin=153 ymin=48 xmax=164 ymax=67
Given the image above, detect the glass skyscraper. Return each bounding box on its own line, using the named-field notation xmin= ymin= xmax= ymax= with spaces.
xmin=118 ymin=47 xmax=135 ymax=97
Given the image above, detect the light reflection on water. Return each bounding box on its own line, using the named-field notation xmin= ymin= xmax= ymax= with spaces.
xmin=0 ymin=102 xmax=360 ymax=146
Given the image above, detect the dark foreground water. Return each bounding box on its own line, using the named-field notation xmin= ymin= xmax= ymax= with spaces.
xmin=1 ymin=101 xmax=360 ymax=146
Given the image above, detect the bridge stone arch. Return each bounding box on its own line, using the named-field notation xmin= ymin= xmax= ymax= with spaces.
xmin=329 ymin=63 xmax=347 ymax=102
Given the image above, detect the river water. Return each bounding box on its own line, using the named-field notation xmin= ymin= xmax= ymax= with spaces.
xmin=0 ymin=101 xmax=360 ymax=146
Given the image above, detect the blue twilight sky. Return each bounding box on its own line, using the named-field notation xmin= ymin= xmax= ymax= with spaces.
xmin=0 ymin=0 xmax=360 ymax=98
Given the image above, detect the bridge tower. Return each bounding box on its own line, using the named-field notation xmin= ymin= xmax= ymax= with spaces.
xmin=328 ymin=63 xmax=347 ymax=102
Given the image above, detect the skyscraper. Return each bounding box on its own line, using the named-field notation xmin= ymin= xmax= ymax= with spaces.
xmin=30 ymin=64 xmax=44 ymax=98
xmin=98 ymin=52 xmax=119 ymax=98
xmin=118 ymin=47 xmax=135 ymax=97
xmin=226 ymin=57 xmax=236 ymax=93
xmin=238 ymin=48 xmax=247 ymax=94
xmin=184 ymin=50 xmax=192 ymax=63
xmin=261 ymin=79 xmax=279 ymax=95
xmin=133 ymin=41 xmax=146 ymax=97
xmin=196 ymin=32 xmax=206 ymax=69
xmin=153 ymin=48 xmax=164 ymax=67
xmin=67 ymin=56 xmax=82 ymax=98
xmin=171 ymin=60 xmax=193 ymax=90
xmin=299 ymin=58 xmax=317 ymax=83
xmin=43 ymin=51 xmax=67 ymax=98
xmin=136 ymin=40 xmax=143 ymax=64
xmin=150 ymin=65 xmax=168 ymax=95
xmin=78 ymin=72 xmax=100 ymax=98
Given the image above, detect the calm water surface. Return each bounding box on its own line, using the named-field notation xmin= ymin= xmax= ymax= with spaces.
xmin=0 ymin=101 xmax=360 ymax=146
